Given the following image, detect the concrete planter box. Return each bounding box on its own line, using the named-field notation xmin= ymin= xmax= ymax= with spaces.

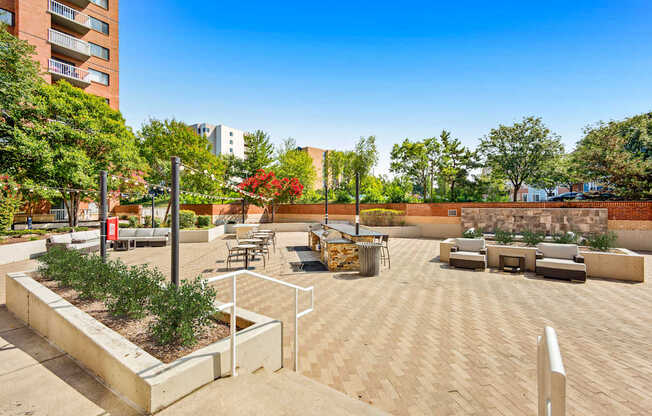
xmin=179 ymin=225 xmax=225 ymax=243
xmin=486 ymin=244 xmax=538 ymax=271
xmin=5 ymin=272 xmax=282 ymax=414
xmin=364 ymin=225 xmax=421 ymax=238
xmin=580 ymin=248 xmax=645 ymax=282
xmin=224 ymin=223 xmax=237 ymax=234
xmin=0 ymin=239 xmax=47 ymax=265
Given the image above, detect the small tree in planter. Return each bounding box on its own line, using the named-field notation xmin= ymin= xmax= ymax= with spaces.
xmin=237 ymin=169 xmax=304 ymax=220
xmin=521 ymin=230 xmax=545 ymax=246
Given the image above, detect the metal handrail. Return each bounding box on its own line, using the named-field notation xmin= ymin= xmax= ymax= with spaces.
xmin=48 ymin=58 xmax=90 ymax=82
xmin=537 ymin=326 xmax=566 ymax=416
xmin=48 ymin=28 xmax=90 ymax=56
xmin=48 ymin=0 xmax=91 ymax=28
xmin=203 ymin=270 xmax=314 ymax=377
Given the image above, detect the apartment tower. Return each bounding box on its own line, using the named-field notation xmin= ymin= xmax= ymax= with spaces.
xmin=191 ymin=123 xmax=246 ymax=159
xmin=1 ymin=0 xmax=119 ymax=109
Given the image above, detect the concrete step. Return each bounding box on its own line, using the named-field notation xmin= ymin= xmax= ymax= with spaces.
xmin=157 ymin=368 xmax=389 ymax=415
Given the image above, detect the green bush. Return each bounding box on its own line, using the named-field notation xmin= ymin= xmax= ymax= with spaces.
xmin=552 ymin=231 xmax=581 ymax=244
xmin=128 ymin=216 xmax=139 ymax=228
xmin=196 ymin=215 xmax=211 ymax=228
xmin=38 ymin=247 xmax=86 ymax=288
xmin=494 ymin=228 xmax=514 ymax=245
xmin=584 ymin=231 xmax=617 ymax=252
xmin=149 ymin=278 xmax=217 ymax=346
xmin=463 ymin=228 xmax=484 ymax=238
xmin=521 ymin=230 xmax=545 ymax=246
xmin=144 ymin=215 xmax=161 ymax=228
xmin=179 ymin=210 xmax=197 ymax=229
xmin=334 ymin=190 xmax=353 ymax=203
xmin=105 ymin=263 xmax=163 ymax=318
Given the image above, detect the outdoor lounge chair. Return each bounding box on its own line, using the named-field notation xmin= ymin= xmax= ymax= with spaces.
xmin=535 ymin=243 xmax=586 ymax=282
xmin=449 ymin=238 xmax=487 ymax=270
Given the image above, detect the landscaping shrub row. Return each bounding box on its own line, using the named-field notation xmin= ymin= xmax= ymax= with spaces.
xmin=120 ymin=213 xmax=213 ymax=230
xmin=38 ymin=248 xmax=218 ymax=346
xmin=462 ymin=228 xmax=617 ymax=251
xmin=360 ymin=208 xmax=406 ymax=226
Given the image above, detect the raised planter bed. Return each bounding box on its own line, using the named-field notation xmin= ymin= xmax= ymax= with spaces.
xmin=5 ymin=272 xmax=282 ymax=414
xmin=363 ymin=225 xmax=420 ymax=238
xmin=0 ymin=239 xmax=47 ymax=265
xmin=179 ymin=225 xmax=225 ymax=243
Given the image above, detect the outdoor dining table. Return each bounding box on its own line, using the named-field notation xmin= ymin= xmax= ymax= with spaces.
xmin=236 ymin=244 xmax=257 ymax=269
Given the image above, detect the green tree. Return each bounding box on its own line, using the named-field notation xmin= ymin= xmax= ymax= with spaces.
xmin=479 ymin=116 xmax=564 ymax=201
xmin=273 ymin=138 xmax=317 ymax=192
xmin=361 ymin=175 xmax=385 ymax=203
xmin=383 ymin=176 xmax=414 ymax=203
xmin=571 ymin=112 xmax=652 ymax=199
xmin=437 ymin=130 xmax=476 ymax=201
xmin=390 ymin=139 xmax=430 ymax=199
xmin=530 ymin=154 xmax=573 ymax=197
xmin=241 ymin=129 xmax=274 ymax=178
xmin=352 ymin=136 xmax=378 ymax=177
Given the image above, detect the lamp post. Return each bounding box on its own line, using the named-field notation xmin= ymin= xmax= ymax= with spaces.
xmin=241 ymin=199 xmax=246 ymax=223
xmin=99 ymin=170 xmax=107 ymax=262
xmin=355 ymin=172 xmax=360 ymax=235
xmin=170 ymin=156 xmax=180 ymax=287
xmin=324 ymin=151 xmax=328 ymax=224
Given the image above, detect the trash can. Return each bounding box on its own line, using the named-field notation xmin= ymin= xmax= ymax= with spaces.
xmin=356 ymin=242 xmax=382 ymax=277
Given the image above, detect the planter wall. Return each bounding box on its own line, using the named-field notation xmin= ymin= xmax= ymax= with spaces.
xmin=5 ymin=272 xmax=282 ymax=414
xmin=580 ymin=248 xmax=645 ymax=282
xmin=179 ymin=225 xmax=225 ymax=243
xmin=0 ymin=239 xmax=47 ymax=265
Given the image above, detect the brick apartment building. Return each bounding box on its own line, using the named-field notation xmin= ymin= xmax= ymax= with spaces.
xmin=1 ymin=0 xmax=119 ymax=109
xmin=298 ymin=146 xmax=328 ymax=190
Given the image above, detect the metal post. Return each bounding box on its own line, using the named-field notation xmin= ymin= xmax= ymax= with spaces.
xmin=355 ymin=172 xmax=360 ymax=235
xmin=99 ymin=170 xmax=107 ymax=262
xmin=231 ymin=275 xmax=237 ymax=377
xmin=294 ymin=288 xmax=299 ymax=371
xmin=171 ymin=156 xmax=180 ymax=287
xmin=324 ymin=151 xmax=328 ymax=224
xmin=151 ymin=194 xmax=156 ymax=228
xmin=241 ymin=199 xmax=245 ymax=223
xmin=271 ymin=200 xmax=275 ymax=223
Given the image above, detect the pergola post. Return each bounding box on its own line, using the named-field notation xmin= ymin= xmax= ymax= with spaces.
xmin=355 ymin=172 xmax=360 ymax=235
xmin=99 ymin=170 xmax=107 ymax=262
xmin=171 ymin=156 xmax=180 ymax=287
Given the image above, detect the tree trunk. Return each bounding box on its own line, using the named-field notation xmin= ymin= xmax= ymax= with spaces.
xmin=512 ymin=185 xmax=520 ymax=202
xmin=450 ymin=180 xmax=456 ymax=201
xmin=163 ymin=200 xmax=172 ymax=226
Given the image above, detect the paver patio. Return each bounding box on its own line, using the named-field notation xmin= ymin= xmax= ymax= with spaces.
xmin=1 ymin=232 xmax=651 ymax=415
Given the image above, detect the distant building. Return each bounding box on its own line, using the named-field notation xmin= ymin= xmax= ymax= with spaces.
xmin=297 ymin=146 xmax=327 ymax=190
xmin=190 ymin=123 xmax=245 ymax=158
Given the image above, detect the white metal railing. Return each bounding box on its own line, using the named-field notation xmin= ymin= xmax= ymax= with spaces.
xmin=50 ymin=209 xmax=68 ymax=221
xmin=48 ymin=28 xmax=90 ymax=56
xmin=48 ymin=59 xmax=90 ymax=83
xmin=48 ymin=0 xmax=91 ymax=28
xmin=203 ymin=270 xmax=314 ymax=376
xmin=538 ymin=326 xmax=566 ymax=416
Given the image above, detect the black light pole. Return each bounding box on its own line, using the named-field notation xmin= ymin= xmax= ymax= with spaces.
xmin=324 ymin=151 xmax=328 ymax=224
xmin=241 ymin=199 xmax=246 ymax=223
xmin=171 ymin=156 xmax=180 ymax=287
xmin=355 ymin=172 xmax=360 ymax=235
xmin=151 ymin=193 xmax=156 ymax=228
xmin=99 ymin=170 xmax=107 ymax=262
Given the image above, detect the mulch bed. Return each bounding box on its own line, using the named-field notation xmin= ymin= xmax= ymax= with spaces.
xmin=31 ymin=273 xmax=232 ymax=364
xmin=0 ymin=235 xmax=47 ymax=245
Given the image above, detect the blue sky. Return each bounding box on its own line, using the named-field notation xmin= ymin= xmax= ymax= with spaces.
xmin=119 ymin=1 xmax=652 ymax=175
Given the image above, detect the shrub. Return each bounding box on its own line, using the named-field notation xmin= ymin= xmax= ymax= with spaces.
xmin=494 ymin=228 xmax=514 ymax=245
xmin=463 ymin=228 xmax=484 ymax=238
xmin=522 ymin=230 xmax=545 ymax=246
xmin=552 ymin=231 xmax=581 ymax=244
xmin=149 ymin=278 xmax=217 ymax=346
xmin=38 ymin=247 xmax=86 ymax=288
xmin=179 ymin=210 xmax=197 ymax=229
xmin=143 ymin=215 xmax=161 ymax=228
xmin=584 ymin=231 xmax=617 ymax=252
xmin=334 ymin=190 xmax=353 ymax=203
xmin=128 ymin=216 xmax=139 ymax=228
xmin=105 ymin=263 xmax=163 ymax=318
xmin=360 ymin=208 xmax=405 ymax=226
xmin=196 ymin=215 xmax=211 ymax=228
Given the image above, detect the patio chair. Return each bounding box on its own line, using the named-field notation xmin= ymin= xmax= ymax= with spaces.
xmin=226 ymin=241 xmax=245 ymax=270
xmin=535 ymin=243 xmax=586 ymax=282
xmin=449 ymin=238 xmax=487 ymax=270
xmin=373 ymin=235 xmax=391 ymax=268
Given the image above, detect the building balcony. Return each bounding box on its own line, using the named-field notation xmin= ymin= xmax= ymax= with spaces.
xmin=48 ymin=28 xmax=91 ymax=61
xmin=64 ymin=0 xmax=91 ymax=7
xmin=48 ymin=59 xmax=91 ymax=87
xmin=47 ymin=0 xmax=91 ymax=33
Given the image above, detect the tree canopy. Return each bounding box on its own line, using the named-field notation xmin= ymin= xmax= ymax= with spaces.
xmin=479 ymin=116 xmax=564 ymax=201
xmin=273 ymin=138 xmax=317 ymax=192
xmin=240 ymin=129 xmax=274 ymax=178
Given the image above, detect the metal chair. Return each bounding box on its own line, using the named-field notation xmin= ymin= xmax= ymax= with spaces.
xmin=374 ymin=235 xmax=390 ymax=268
xmin=226 ymin=241 xmax=245 ymax=270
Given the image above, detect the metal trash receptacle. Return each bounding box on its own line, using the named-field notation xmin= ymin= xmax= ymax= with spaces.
xmin=356 ymin=242 xmax=382 ymax=276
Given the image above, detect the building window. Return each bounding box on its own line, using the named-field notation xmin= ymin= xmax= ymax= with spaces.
xmin=88 ymin=68 xmax=109 ymax=85
xmin=90 ymin=0 xmax=108 ymax=9
xmin=229 ymin=139 xmax=233 ymax=144
xmin=230 ymin=148 xmax=233 ymax=153
xmin=89 ymin=42 xmax=109 ymax=60
xmin=89 ymin=16 xmax=109 ymax=35
xmin=104 ymin=98 xmax=110 ymax=105
xmin=0 ymin=8 xmax=14 ymax=26
xmin=447 ymin=209 xmax=457 ymax=217
xmin=229 ymin=132 xmax=233 ymax=136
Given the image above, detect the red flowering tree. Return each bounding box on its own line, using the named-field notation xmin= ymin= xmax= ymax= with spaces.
xmin=238 ymin=169 xmax=304 ymax=207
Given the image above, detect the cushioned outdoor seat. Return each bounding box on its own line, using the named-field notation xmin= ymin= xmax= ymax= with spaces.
xmin=535 ymin=243 xmax=586 ymax=282
xmin=47 ymin=229 xmax=100 ymax=253
xmin=117 ymin=228 xmax=169 ymax=247
xmin=449 ymin=238 xmax=487 ymax=270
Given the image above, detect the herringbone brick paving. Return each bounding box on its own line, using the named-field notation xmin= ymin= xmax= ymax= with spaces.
xmin=2 ymin=233 xmax=651 ymax=415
